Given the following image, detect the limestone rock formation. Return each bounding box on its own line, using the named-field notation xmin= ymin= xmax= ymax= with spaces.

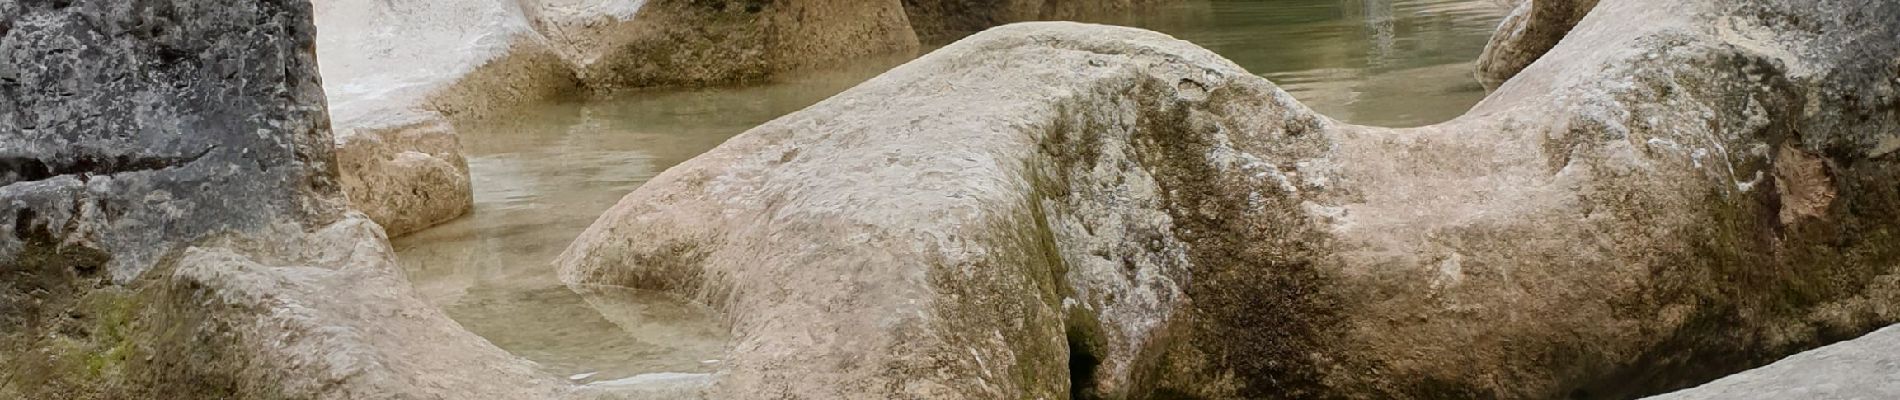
xmin=0 ymin=1 xmax=574 ymax=398
xmin=533 ymin=0 xmax=921 ymax=89
xmin=901 ymin=0 xmax=1171 ymax=43
xmin=560 ymin=0 xmax=1900 ymax=398
xmin=1474 ymin=0 xmax=1601 ymax=90
xmin=315 ymin=0 xmax=578 ymax=236
xmin=2 ymin=0 xmax=342 ymax=285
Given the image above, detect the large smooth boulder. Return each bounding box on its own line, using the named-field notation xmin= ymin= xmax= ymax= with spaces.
xmin=532 ymin=0 xmax=920 ymax=89
xmin=0 ymin=1 xmax=590 ymax=398
xmin=1649 ymin=324 xmax=1900 ymax=399
xmin=316 ymin=0 xmax=578 ymax=236
xmin=1474 ymin=0 xmax=1601 ymax=90
xmin=560 ymin=0 xmax=1900 ymax=398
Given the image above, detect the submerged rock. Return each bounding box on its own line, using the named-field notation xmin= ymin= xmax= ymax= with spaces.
xmin=561 ymin=0 xmax=1900 ymax=398
xmin=534 ymin=0 xmax=921 ymax=89
xmin=315 ymin=0 xmax=580 ymax=236
xmin=1474 ymin=0 xmax=1601 ymax=90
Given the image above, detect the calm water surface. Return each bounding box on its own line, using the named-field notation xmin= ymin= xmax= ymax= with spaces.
xmin=391 ymin=0 xmax=1507 ymax=384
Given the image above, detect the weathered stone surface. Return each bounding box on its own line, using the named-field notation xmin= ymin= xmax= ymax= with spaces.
xmin=533 ymin=0 xmax=920 ymax=89
xmin=1648 ymin=324 xmax=1900 ymax=399
xmin=315 ymin=0 xmax=578 ymax=236
xmin=0 ymin=1 xmax=586 ymax=398
xmin=1 ymin=0 xmax=342 ymax=285
xmin=560 ymin=0 xmax=1900 ymax=398
xmin=901 ymin=0 xmax=1171 ymax=43
xmin=141 ymin=217 xmax=569 ymax=399
xmin=1474 ymin=0 xmax=1600 ymax=91
xmin=331 ymin=113 xmax=474 ymax=237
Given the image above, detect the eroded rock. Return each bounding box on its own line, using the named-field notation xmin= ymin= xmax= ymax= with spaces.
xmin=315 ymin=0 xmax=579 ymax=236
xmin=534 ymin=0 xmax=921 ymax=89
xmin=1474 ymin=0 xmax=1601 ymax=90
xmin=0 ymin=1 xmax=575 ymax=398
xmin=2 ymin=0 xmax=342 ymax=285
xmin=560 ymin=0 xmax=1900 ymax=398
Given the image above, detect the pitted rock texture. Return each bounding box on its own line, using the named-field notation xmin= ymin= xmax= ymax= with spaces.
xmin=331 ymin=114 xmax=474 ymax=238
xmin=1 ymin=0 xmax=342 ymax=284
xmin=560 ymin=0 xmax=1900 ymax=398
xmin=534 ymin=0 xmax=921 ymax=89
xmin=315 ymin=0 xmax=579 ymax=236
xmin=1474 ymin=0 xmax=1601 ymax=91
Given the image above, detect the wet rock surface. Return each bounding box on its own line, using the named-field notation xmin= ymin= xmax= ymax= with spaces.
xmin=561 ymin=0 xmax=1900 ymax=398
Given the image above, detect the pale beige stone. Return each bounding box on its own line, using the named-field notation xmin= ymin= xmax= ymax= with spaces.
xmin=1474 ymin=0 xmax=1601 ymax=91
xmin=561 ymin=0 xmax=1900 ymax=398
xmin=533 ymin=0 xmax=921 ymax=89
xmin=315 ymin=0 xmax=579 ymax=236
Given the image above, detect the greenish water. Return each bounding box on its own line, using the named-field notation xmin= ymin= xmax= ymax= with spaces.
xmin=1118 ymin=0 xmax=1505 ymax=127
xmin=391 ymin=0 xmax=1507 ymax=385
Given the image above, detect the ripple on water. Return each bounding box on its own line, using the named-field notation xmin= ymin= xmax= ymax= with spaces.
xmin=1112 ymin=0 xmax=1507 ymax=127
xmin=441 ymin=286 xmax=731 ymax=383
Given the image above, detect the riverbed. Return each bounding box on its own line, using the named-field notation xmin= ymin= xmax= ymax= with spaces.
xmin=391 ymin=0 xmax=1508 ymax=384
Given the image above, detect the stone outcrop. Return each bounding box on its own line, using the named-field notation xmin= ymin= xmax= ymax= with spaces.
xmin=1474 ymin=0 xmax=1601 ymax=90
xmin=2 ymin=0 xmax=342 ymax=286
xmin=533 ymin=0 xmax=921 ymax=89
xmin=315 ymin=0 xmax=579 ymax=236
xmin=901 ymin=0 xmax=1171 ymax=43
xmin=1648 ymin=324 xmax=1900 ymax=399
xmin=0 ymin=1 xmax=599 ymax=398
xmin=560 ymin=0 xmax=1900 ymax=398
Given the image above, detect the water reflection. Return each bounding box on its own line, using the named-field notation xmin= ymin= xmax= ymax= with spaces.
xmin=390 ymin=56 xmax=910 ymax=383
xmin=391 ymin=0 xmax=1506 ymax=384
xmin=1113 ymin=0 xmax=1506 ymax=127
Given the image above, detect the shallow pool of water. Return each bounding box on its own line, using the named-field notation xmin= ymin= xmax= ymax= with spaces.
xmin=1115 ymin=0 xmax=1506 ymax=127
xmin=392 ymin=0 xmax=1507 ymax=385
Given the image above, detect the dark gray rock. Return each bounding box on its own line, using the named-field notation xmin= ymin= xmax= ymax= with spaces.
xmin=1 ymin=0 xmax=343 ymax=283
xmin=1 ymin=2 xmax=576 ymax=399
xmin=2 ymin=0 xmax=338 ymax=396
